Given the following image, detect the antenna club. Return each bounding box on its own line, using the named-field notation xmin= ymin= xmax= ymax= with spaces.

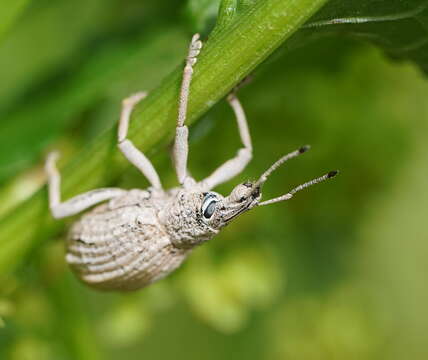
xmin=299 ymin=145 xmax=311 ymax=154
xmin=327 ymin=170 xmax=339 ymax=178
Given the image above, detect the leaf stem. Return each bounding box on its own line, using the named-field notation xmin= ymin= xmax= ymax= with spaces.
xmin=0 ymin=0 xmax=329 ymax=274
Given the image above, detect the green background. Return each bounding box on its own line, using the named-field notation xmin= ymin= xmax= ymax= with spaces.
xmin=0 ymin=1 xmax=427 ymax=359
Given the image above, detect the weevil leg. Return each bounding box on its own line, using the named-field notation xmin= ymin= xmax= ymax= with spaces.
xmin=199 ymin=93 xmax=253 ymax=191
xmin=45 ymin=152 xmax=126 ymax=219
xmin=117 ymin=92 xmax=163 ymax=190
xmin=173 ymin=34 xmax=202 ymax=186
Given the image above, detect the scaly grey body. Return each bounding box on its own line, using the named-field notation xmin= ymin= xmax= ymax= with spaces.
xmin=66 ymin=189 xmax=185 ymax=291
xmin=45 ymin=34 xmax=338 ymax=291
xmin=66 ymin=187 xmax=220 ymax=291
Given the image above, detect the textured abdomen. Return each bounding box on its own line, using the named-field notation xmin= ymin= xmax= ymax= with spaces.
xmin=65 ymin=192 xmax=188 ymax=291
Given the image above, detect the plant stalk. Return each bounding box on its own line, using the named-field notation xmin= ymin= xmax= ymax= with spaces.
xmin=0 ymin=0 xmax=329 ymax=274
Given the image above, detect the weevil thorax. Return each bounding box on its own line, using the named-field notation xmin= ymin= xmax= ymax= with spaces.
xmin=159 ymin=182 xmax=262 ymax=250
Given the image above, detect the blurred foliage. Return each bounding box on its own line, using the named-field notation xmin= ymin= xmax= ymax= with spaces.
xmin=0 ymin=0 xmax=428 ymax=359
xmin=185 ymin=0 xmax=221 ymax=33
xmin=302 ymin=0 xmax=428 ymax=72
xmin=0 ymin=0 xmax=31 ymax=41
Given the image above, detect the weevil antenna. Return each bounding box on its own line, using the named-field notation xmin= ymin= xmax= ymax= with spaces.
xmin=255 ymin=145 xmax=310 ymax=187
xmin=259 ymin=170 xmax=339 ymax=206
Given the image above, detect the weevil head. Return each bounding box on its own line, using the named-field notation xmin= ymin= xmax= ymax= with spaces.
xmin=161 ymin=183 xmax=262 ymax=249
xmin=205 ymin=181 xmax=262 ymax=226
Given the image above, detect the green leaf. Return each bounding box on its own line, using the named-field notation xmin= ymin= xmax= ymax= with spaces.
xmin=302 ymin=0 xmax=428 ymax=73
xmin=191 ymin=1 xmax=428 ymax=73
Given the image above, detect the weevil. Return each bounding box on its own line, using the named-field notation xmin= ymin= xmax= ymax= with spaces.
xmin=45 ymin=34 xmax=338 ymax=291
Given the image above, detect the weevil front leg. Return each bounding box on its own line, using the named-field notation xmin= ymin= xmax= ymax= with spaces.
xmin=117 ymin=92 xmax=163 ymax=190
xmin=199 ymin=93 xmax=253 ymax=191
xmin=45 ymin=152 xmax=126 ymax=219
xmin=173 ymin=34 xmax=203 ymax=186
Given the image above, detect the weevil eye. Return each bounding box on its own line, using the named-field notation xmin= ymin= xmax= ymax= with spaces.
xmin=202 ymin=193 xmax=218 ymax=220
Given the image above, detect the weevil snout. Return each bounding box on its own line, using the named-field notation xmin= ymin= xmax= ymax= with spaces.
xmin=227 ymin=182 xmax=261 ymax=204
xmin=217 ymin=182 xmax=262 ymax=224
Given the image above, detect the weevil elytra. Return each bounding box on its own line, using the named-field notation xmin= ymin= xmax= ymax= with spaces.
xmin=45 ymin=34 xmax=338 ymax=291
